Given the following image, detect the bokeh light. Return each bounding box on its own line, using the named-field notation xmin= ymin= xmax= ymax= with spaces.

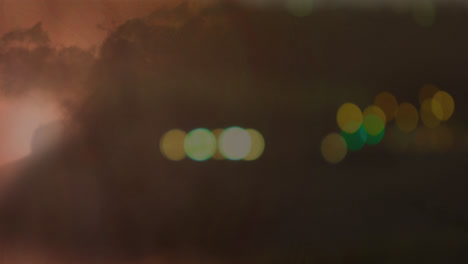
xmin=363 ymin=105 xmax=386 ymax=124
xmin=219 ymin=127 xmax=252 ymax=160
xmin=321 ymin=133 xmax=347 ymax=164
xmin=432 ymin=91 xmax=455 ymax=121
xmin=184 ymin=128 xmax=216 ymax=161
xmin=374 ymin=92 xmax=398 ymax=122
xmin=211 ymin=128 xmax=225 ymax=160
xmin=366 ymin=129 xmax=385 ymax=146
xmin=363 ymin=114 xmax=385 ymax=136
xmin=160 ymin=129 xmax=187 ymax=161
xmin=413 ymin=2 xmax=436 ymax=27
xmin=341 ymin=125 xmax=367 ymax=151
xmin=396 ymin=103 xmax=419 ymax=133
xmin=420 ymin=99 xmax=440 ymax=128
xmin=244 ymin=129 xmax=265 ymax=161
xmin=337 ymin=103 xmax=363 ymax=134
xmin=419 ymin=84 xmax=439 ymax=104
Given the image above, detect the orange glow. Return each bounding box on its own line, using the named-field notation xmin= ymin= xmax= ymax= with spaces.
xmin=374 ymin=92 xmax=398 ymax=122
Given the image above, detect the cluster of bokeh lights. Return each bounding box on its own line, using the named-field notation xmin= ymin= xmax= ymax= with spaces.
xmin=322 ymin=85 xmax=455 ymax=164
xmin=160 ymin=127 xmax=265 ymax=162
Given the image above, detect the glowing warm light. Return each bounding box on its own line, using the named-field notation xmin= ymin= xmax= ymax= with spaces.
xmin=219 ymin=127 xmax=252 ymax=160
xmin=420 ymin=99 xmax=440 ymax=128
xmin=160 ymin=129 xmax=186 ymax=161
xmin=374 ymin=92 xmax=398 ymax=122
xmin=244 ymin=129 xmax=265 ymax=161
xmin=211 ymin=129 xmax=225 ymax=160
xmin=184 ymin=128 xmax=216 ymax=161
xmin=363 ymin=105 xmax=386 ymax=124
xmin=341 ymin=125 xmax=367 ymax=151
xmin=395 ymin=103 xmax=419 ymax=133
xmin=337 ymin=103 xmax=363 ymax=134
xmin=432 ymin=91 xmax=454 ymax=121
xmin=419 ymin=84 xmax=439 ymax=104
xmin=321 ymin=133 xmax=347 ymax=164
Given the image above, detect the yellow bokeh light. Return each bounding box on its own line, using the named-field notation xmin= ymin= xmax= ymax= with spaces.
xmin=211 ymin=128 xmax=225 ymax=160
xmin=432 ymin=91 xmax=455 ymax=121
xmin=160 ymin=129 xmax=186 ymax=161
xmin=219 ymin=127 xmax=252 ymax=160
xmin=420 ymin=99 xmax=440 ymax=128
xmin=363 ymin=105 xmax=386 ymax=124
xmin=419 ymin=84 xmax=439 ymax=104
xmin=321 ymin=133 xmax=347 ymax=164
xmin=244 ymin=129 xmax=265 ymax=161
xmin=337 ymin=103 xmax=363 ymax=134
xmin=374 ymin=92 xmax=398 ymax=122
xmin=395 ymin=103 xmax=419 ymax=133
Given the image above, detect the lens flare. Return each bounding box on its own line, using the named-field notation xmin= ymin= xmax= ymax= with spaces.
xmin=321 ymin=133 xmax=347 ymax=164
xmin=160 ymin=129 xmax=187 ymax=161
xmin=337 ymin=103 xmax=363 ymax=134
xmin=396 ymin=103 xmax=419 ymax=133
xmin=341 ymin=125 xmax=367 ymax=151
xmin=219 ymin=127 xmax=252 ymax=160
xmin=374 ymin=92 xmax=398 ymax=122
xmin=184 ymin=128 xmax=216 ymax=161
xmin=432 ymin=91 xmax=454 ymax=121
xmin=244 ymin=129 xmax=265 ymax=161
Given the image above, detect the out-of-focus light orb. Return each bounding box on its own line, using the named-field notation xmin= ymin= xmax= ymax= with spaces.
xmin=396 ymin=103 xmax=419 ymax=133
xmin=420 ymin=99 xmax=440 ymax=128
xmin=211 ymin=129 xmax=225 ymax=160
xmin=337 ymin=103 xmax=363 ymax=134
xmin=364 ymin=105 xmax=386 ymax=124
xmin=244 ymin=129 xmax=265 ymax=161
xmin=413 ymin=2 xmax=436 ymax=27
xmin=432 ymin=91 xmax=455 ymax=121
xmin=160 ymin=129 xmax=187 ymax=161
xmin=363 ymin=114 xmax=385 ymax=136
xmin=374 ymin=92 xmax=398 ymax=122
xmin=419 ymin=84 xmax=439 ymax=104
xmin=219 ymin=127 xmax=252 ymax=160
xmin=341 ymin=125 xmax=367 ymax=151
xmin=321 ymin=133 xmax=347 ymax=164
xmin=184 ymin=128 xmax=216 ymax=161
xmin=285 ymin=0 xmax=314 ymax=17
xmin=366 ymin=129 xmax=385 ymax=146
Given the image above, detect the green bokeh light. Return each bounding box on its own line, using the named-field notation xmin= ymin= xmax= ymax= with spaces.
xmin=366 ymin=128 xmax=385 ymax=146
xmin=341 ymin=125 xmax=367 ymax=151
xmin=363 ymin=114 xmax=385 ymax=136
xmin=184 ymin=128 xmax=216 ymax=161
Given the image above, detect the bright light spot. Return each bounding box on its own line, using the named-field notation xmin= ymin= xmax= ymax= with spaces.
xmin=374 ymin=92 xmax=398 ymax=122
xmin=341 ymin=125 xmax=367 ymax=151
xmin=211 ymin=129 xmax=225 ymax=160
xmin=396 ymin=103 xmax=419 ymax=133
xmin=160 ymin=129 xmax=186 ymax=161
xmin=419 ymin=84 xmax=439 ymax=104
xmin=219 ymin=127 xmax=252 ymax=160
xmin=337 ymin=103 xmax=363 ymax=134
xmin=420 ymin=99 xmax=440 ymax=128
xmin=184 ymin=128 xmax=216 ymax=161
xmin=244 ymin=129 xmax=265 ymax=161
xmin=363 ymin=114 xmax=385 ymax=136
xmin=364 ymin=105 xmax=386 ymax=124
xmin=285 ymin=0 xmax=314 ymax=17
xmin=321 ymin=133 xmax=347 ymax=164
xmin=432 ymin=91 xmax=454 ymax=121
